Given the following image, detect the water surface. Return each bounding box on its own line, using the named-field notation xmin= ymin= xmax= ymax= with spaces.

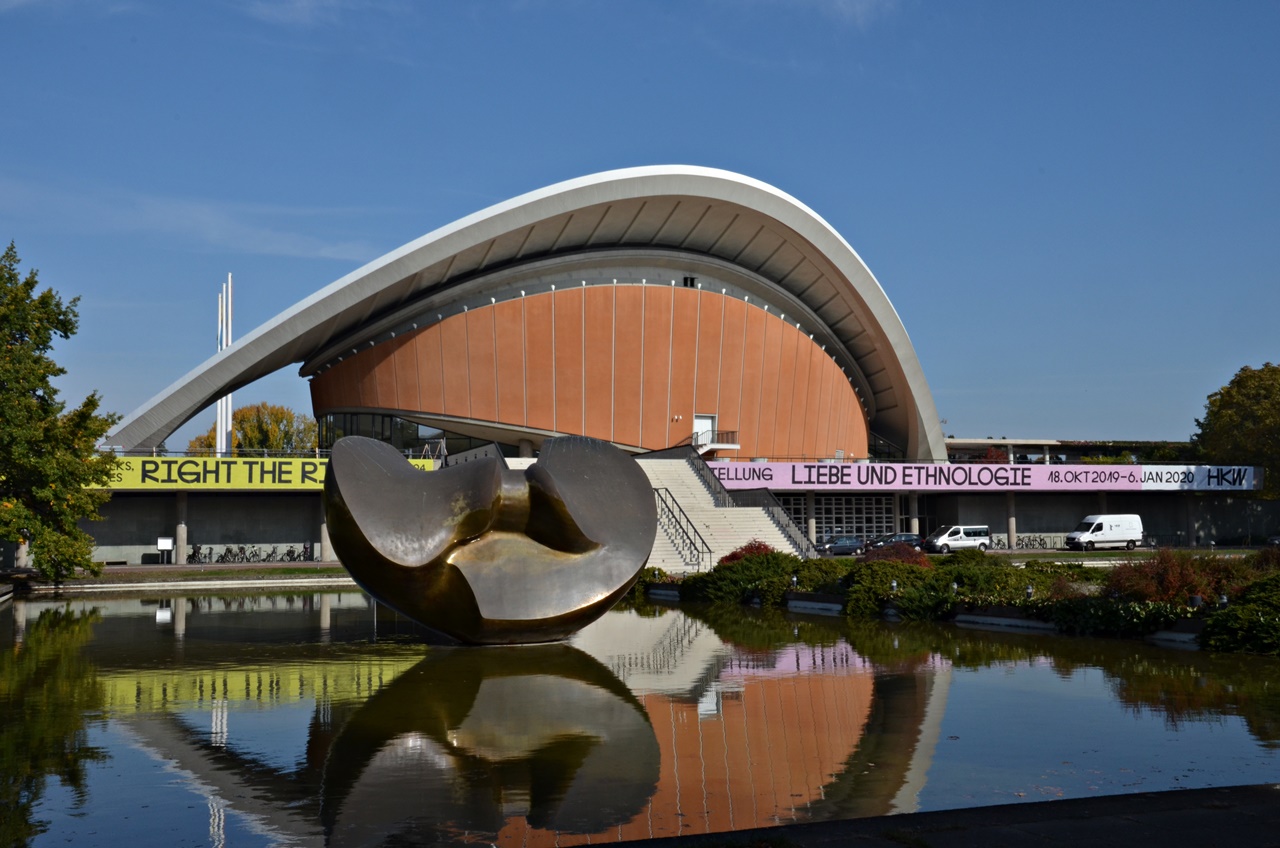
xmin=3 ymin=592 xmax=1280 ymax=847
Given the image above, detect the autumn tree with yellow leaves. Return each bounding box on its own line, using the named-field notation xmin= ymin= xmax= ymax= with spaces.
xmin=187 ymin=402 xmax=317 ymax=455
xmin=0 ymin=242 xmax=119 ymax=583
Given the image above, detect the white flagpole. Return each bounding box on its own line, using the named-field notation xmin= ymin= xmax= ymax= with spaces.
xmin=215 ymin=274 xmax=234 ymax=456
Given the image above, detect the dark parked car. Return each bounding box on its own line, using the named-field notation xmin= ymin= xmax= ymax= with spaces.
xmin=1268 ymin=534 xmax=1280 ymax=547
xmin=820 ymin=535 xmax=865 ymax=556
xmin=867 ymin=532 xmax=924 ymax=551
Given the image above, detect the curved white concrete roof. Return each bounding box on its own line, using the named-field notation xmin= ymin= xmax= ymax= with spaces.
xmin=109 ymin=166 xmax=946 ymax=460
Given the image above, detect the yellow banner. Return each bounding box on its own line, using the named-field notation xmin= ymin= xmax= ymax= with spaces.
xmin=102 ymin=456 xmax=435 ymax=491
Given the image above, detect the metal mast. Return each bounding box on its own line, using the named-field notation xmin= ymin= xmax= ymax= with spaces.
xmin=215 ymin=273 xmax=233 ymax=456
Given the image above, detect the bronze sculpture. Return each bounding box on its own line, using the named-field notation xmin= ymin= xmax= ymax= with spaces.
xmin=323 ymin=435 xmax=657 ymax=644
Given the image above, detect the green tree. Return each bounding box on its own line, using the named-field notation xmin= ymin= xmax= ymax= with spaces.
xmin=187 ymin=402 xmax=318 ymax=455
xmin=0 ymin=243 xmax=119 ymax=582
xmin=1194 ymin=363 xmax=1280 ymax=499
xmin=0 ymin=607 xmax=106 ymax=847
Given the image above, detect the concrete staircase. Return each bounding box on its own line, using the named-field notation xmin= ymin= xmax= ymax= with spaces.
xmin=506 ymin=456 xmax=803 ymax=575
xmin=636 ymin=458 xmax=801 ymax=574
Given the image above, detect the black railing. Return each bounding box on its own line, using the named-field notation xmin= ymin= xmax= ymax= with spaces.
xmin=685 ymin=449 xmax=736 ymax=508
xmin=727 ymin=487 xmax=821 ymax=559
xmin=671 ymin=430 xmax=741 ymax=450
xmin=683 ymin=451 xmax=817 ymax=559
xmin=653 ymin=487 xmax=712 ymax=572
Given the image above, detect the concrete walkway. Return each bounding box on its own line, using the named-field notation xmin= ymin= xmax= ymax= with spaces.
xmin=632 ymin=783 xmax=1280 ymax=847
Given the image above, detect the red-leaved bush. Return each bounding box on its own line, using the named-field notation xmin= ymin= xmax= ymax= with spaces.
xmin=863 ymin=542 xmax=932 ymax=569
xmin=717 ymin=539 xmax=776 ymax=567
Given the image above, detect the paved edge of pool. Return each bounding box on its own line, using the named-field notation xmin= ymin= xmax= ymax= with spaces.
xmin=626 ymin=782 xmax=1280 ymax=847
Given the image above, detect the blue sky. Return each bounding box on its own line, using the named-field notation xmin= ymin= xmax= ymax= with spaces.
xmin=2 ymin=0 xmax=1277 ymax=448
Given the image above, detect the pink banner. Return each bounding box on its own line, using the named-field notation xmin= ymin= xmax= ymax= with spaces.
xmin=710 ymin=462 xmax=1258 ymax=493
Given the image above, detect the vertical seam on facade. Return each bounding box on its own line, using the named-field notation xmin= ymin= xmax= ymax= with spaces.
xmin=610 ymin=286 xmax=616 ymax=443
xmin=551 ymin=290 xmax=557 ymax=434
xmin=665 ymin=287 xmax=674 ymax=448
xmin=691 ymin=289 xmax=701 ymax=425
xmin=463 ymin=313 xmax=471 ymax=419
xmin=638 ymin=285 xmax=646 ymax=447
xmin=756 ymin=309 xmax=767 ymax=457
xmin=437 ymin=322 xmax=446 ymax=419
xmin=788 ymin=331 xmax=802 ymax=457
xmin=492 ymin=304 xmax=499 ymax=421
xmin=581 ymin=288 xmax=586 ymax=436
xmin=522 ymin=297 xmax=528 ymax=427
xmin=737 ymin=301 xmax=747 ymax=457
xmin=413 ymin=330 xmax=423 ymax=414
xmin=715 ymin=291 xmax=723 ymax=418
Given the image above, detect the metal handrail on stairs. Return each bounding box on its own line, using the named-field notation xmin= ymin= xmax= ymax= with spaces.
xmin=680 ymin=451 xmax=818 ymax=559
xmin=653 ymin=487 xmax=712 ymax=572
xmin=725 ymin=488 xmax=820 ymax=559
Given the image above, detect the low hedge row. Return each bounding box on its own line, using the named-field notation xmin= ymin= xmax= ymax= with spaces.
xmin=654 ymin=545 xmax=1280 ymax=654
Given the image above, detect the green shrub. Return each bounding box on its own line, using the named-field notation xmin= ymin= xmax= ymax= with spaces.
xmin=625 ymin=566 xmax=675 ymax=600
xmin=935 ymin=548 xmax=994 ymax=567
xmin=1022 ymin=559 xmax=1109 ymax=586
xmin=680 ymin=550 xmax=807 ymax=606
xmin=1028 ymin=596 xmax=1188 ymax=638
xmin=1201 ymin=572 xmax=1280 ymax=655
xmin=843 ymin=560 xmax=935 ymax=619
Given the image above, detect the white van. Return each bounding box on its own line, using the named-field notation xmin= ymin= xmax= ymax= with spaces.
xmin=1065 ymin=514 xmax=1144 ymax=551
xmin=924 ymin=525 xmax=991 ymax=553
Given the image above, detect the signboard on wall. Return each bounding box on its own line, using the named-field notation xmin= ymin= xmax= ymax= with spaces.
xmin=712 ymin=462 xmax=1261 ymax=493
xmin=101 ymin=456 xmax=436 ymax=491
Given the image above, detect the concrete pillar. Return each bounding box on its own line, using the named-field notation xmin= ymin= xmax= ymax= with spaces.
xmin=14 ymin=541 xmax=28 ymax=570
xmin=175 ymin=492 xmax=188 ymax=565
xmin=320 ymin=593 xmax=332 ymax=643
xmin=315 ymin=495 xmax=332 ymax=563
xmin=1006 ymin=492 xmax=1017 ymax=550
xmin=320 ymin=519 xmax=332 ymax=564
xmin=1098 ymin=492 xmax=1108 ymax=513
xmin=908 ymin=493 xmax=920 ymax=535
xmin=806 ymin=491 xmax=817 ymax=543
xmin=518 ymin=439 xmax=534 ymax=458
xmin=13 ymin=599 xmax=26 ymax=644
xmin=173 ymin=596 xmax=186 ymax=640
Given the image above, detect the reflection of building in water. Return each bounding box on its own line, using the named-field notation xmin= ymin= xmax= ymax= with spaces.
xmin=1 ymin=600 xmax=950 ymax=845
xmin=554 ymin=610 xmax=951 ymax=842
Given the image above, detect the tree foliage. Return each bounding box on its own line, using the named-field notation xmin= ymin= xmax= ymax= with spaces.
xmin=0 ymin=607 xmax=106 ymax=846
xmin=187 ymin=401 xmax=318 ymax=455
xmin=1194 ymin=363 xmax=1280 ymax=498
xmin=0 ymin=243 xmax=119 ymax=582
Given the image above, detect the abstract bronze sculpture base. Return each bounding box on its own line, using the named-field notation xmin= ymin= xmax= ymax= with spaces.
xmin=323 ymin=435 xmax=657 ymax=645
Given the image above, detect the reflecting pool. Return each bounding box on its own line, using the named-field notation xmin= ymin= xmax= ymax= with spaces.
xmin=4 ymin=592 xmax=1280 ymax=847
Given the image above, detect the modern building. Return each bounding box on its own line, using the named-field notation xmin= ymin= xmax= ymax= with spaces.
xmin=96 ymin=167 xmax=1271 ymax=567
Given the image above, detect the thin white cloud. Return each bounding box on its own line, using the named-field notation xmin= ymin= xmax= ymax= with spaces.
xmin=241 ymin=0 xmax=345 ymax=25
xmin=730 ymin=0 xmax=901 ymax=29
xmin=811 ymin=0 xmax=899 ymax=28
xmin=0 ymin=177 xmax=379 ymax=262
xmin=0 ymin=0 xmax=144 ymax=13
xmin=238 ymin=0 xmax=407 ymax=26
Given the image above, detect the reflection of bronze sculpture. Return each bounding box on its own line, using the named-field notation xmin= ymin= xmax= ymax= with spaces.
xmin=324 ymin=435 xmax=657 ymax=644
xmin=321 ymin=644 xmax=659 ymax=845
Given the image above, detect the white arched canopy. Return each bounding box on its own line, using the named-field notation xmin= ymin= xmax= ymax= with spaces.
xmin=109 ymin=166 xmax=946 ymax=461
